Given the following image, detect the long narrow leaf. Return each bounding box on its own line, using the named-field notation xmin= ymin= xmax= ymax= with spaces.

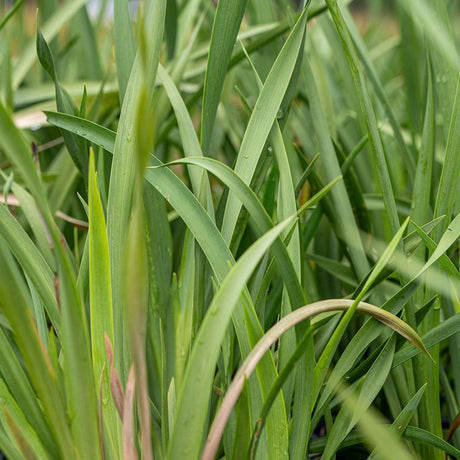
xmin=168 ymin=217 xmax=295 ymax=460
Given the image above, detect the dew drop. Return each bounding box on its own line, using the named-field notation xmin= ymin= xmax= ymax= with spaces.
xmin=436 ymin=74 xmax=447 ymax=84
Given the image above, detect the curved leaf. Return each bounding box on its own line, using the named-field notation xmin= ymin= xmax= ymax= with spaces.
xmin=203 ymin=298 xmax=430 ymax=459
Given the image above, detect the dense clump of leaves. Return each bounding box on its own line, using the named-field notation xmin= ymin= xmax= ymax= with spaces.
xmin=0 ymin=0 xmax=459 ymax=459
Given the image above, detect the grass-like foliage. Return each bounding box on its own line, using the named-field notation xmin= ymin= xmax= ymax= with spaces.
xmin=0 ymin=0 xmax=459 ymax=458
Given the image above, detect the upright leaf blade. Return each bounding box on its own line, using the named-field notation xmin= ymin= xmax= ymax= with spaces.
xmin=107 ymin=0 xmax=166 ymax=377
xmin=168 ymin=217 xmax=294 ymax=460
xmin=88 ymin=152 xmax=121 ymax=458
xmin=201 ymin=0 xmax=248 ymax=154
xmin=221 ymin=7 xmax=308 ymax=245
